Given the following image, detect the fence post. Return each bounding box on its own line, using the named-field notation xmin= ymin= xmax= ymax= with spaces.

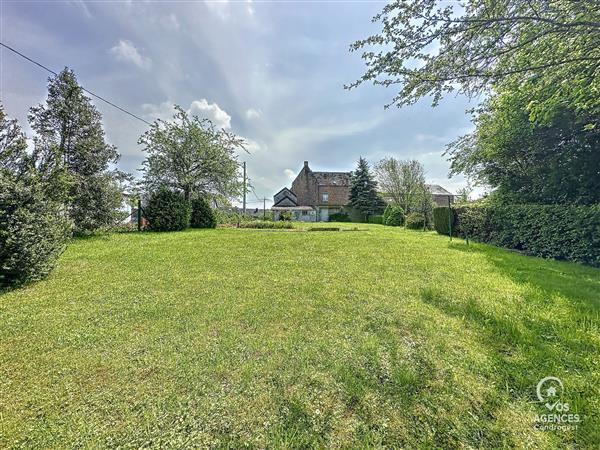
xmin=137 ymin=199 xmax=142 ymax=232
xmin=447 ymin=195 xmax=453 ymax=241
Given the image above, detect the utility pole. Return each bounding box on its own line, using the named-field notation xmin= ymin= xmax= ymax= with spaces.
xmin=242 ymin=161 xmax=247 ymax=215
xmin=263 ymin=197 xmax=266 ymax=220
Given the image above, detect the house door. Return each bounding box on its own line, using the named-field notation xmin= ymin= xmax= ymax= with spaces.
xmin=320 ymin=208 xmax=329 ymax=222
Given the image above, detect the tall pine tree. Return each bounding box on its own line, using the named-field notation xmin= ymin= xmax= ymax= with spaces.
xmin=29 ymin=68 xmax=128 ymax=233
xmin=348 ymin=156 xmax=385 ymax=220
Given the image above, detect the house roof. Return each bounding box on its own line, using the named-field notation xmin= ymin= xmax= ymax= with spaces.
xmin=272 ymin=206 xmax=315 ymax=211
xmin=426 ymin=184 xmax=454 ymax=196
xmin=313 ymin=171 xmax=351 ymax=186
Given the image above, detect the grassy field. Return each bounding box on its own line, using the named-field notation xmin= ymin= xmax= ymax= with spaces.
xmin=1 ymin=224 xmax=599 ymax=448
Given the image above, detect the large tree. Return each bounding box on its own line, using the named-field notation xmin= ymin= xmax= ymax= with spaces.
xmin=348 ymin=157 xmax=386 ymax=219
xmin=29 ymin=68 xmax=127 ymax=233
xmin=139 ymin=105 xmax=245 ymax=201
xmin=348 ymin=0 xmax=600 ymax=125
xmin=446 ymin=86 xmax=600 ymax=205
xmin=375 ymin=158 xmax=429 ymax=214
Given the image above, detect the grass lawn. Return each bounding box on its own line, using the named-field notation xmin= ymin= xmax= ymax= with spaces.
xmin=1 ymin=224 xmax=599 ymax=448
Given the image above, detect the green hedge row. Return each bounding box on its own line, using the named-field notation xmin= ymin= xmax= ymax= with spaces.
xmin=433 ymin=204 xmax=600 ymax=266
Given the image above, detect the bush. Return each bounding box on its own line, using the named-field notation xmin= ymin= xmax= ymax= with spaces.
xmin=329 ymin=212 xmax=351 ymax=222
xmin=433 ymin=207 xmax=456 ymax=236
xmin=454 ymin=204 xmax=600 ymax=266
xmin=385 ymin=206 xmax=405 ymax=226
xmin=382 ymin=205 xmax=392 ymax=224
xmin=368 ymin=214 xmax=384 ymax=224
xmin=279 ymin=210 xmax=293 ymax=221
xmin=191 ymin=197 xmax=216 ymax=228
xmin=145 ymin=187 xmax=191 ymax=231
xmin=238 ymin=221 xmax=293 ymax=229
xmin=405 ymin=212 xmax=426 ymax=230
xmin=0 ymin=176 xmax=71 ymax=289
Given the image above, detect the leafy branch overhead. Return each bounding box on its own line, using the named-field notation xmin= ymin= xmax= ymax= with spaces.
xmin=348 ymin=0 xmax=600 ymax=116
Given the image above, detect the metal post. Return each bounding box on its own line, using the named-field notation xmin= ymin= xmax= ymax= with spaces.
xmin=447 ymin=195 xmax=452 ymax=241
xmin=137 ymin=198 xmax=142 ymax=231
xmin=242 ymin=161 xmax=247 ymax=215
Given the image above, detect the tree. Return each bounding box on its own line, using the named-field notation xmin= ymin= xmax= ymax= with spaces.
xmin=0 ymin=106 xmax=70 ymax=288
xmin=145 ymin=187 xmax=191 ymax=232
xmin=28 ymin=68 xmax=127 ymax=233
xmin=348 ymin=157 xmax=386 ymax=220
xmin=375 ymin=158 xmax=429 ymax=214
xmin=349 ymin=1 xmax=600 ymax=125
xmin=139 ymin=105 xmax=245 ymax=202
xmin=446 ymin=87 xmax=600 ymax=205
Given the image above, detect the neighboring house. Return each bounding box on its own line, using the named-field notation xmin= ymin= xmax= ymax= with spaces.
xmin=272 ymin=161 xmax=350 ymax=221
xmin=272 ymin=161 xmax=456 ymax=221
xmin=381 ymin=184 xmax=456 ymax=207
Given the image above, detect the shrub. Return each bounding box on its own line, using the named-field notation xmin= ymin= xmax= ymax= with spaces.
xmin=454 ymin=204 xmax=600 ymax=266
xmin=278 ymin=210 xmax=293 ymax=221
xmin=145 ymin=187 xmax=191 ymax=231
xmin=238 ymin=221 xmax=293 ymax=229
xmin=405 ymin=212 xmax=426 ymax=230
xmin=385 ymin=206 xmax=405 ymax=226
xmin=191 ymin=197 xmax=217 ymax=228
xmin=329 ymin=212 xmax=351 ymax=222
xmin=0 ymin=176 xmax=71 ymax=289
xmin=382 ymin=204 xmax=392 ymax=224
xmin=368 ymin=214 xmax=384 ymax=224
xmin=433 ymin=207 xmax=456 ymax=236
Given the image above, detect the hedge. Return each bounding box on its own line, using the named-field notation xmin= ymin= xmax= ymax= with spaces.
xmin=145 ymin=188 xmax=191 ymax=232
xmin=368 ymin=214 xmax=384 ymax=224
xmin=238 ymin=221 xmax=293 ymax=229
xmin=433 ymin=207 xmax=456 ymax=236
xmin=191 ymin=196 xmax=217 ymax=228
xmin=0 ymin=176 xmax=71 ymax=288
xmin=330 ymin=212 xmax=351 ymax=222
xmin=452 ymin=204 xmax=600 ymax=267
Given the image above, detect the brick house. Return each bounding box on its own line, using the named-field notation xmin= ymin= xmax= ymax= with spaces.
xmin=272 ymin=161 xmax=455 ymax=221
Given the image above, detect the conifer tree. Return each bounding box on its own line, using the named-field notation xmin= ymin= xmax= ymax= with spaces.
xmin=348 ymin=157 xmax=385 ymax=220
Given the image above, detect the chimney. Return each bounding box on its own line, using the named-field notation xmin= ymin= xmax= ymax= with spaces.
xmin=303 ymin=161 xmax=309 ymax=170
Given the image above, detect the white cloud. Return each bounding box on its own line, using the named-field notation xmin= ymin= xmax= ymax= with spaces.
xmin=189 ymin=99 xmax=231 ymax=129
xmin=160 ymin=13 xmax=180 ymax=31
xmin=205 ymin=0 xmax=230 ymax=20
xmin=283 ymin=169 xmax=295 ymax=180
xmin=245 ymin=108 xmax=261 ymax=120
xmin=110 ymin=39 xmax=151 ymax=69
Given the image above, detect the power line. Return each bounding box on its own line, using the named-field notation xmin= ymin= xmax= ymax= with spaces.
xmin=0 ymin=41 xmax=153 ymax=126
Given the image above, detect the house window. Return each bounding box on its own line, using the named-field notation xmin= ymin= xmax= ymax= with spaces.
xmin=322 ymin=192 xmax=329 ymax=203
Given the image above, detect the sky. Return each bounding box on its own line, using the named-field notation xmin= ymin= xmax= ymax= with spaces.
xmin=0 ymin=0 xmax=478 ymax=207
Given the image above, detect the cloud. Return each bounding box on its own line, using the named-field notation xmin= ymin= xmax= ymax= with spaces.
xmin=142 ymin=99 xmax=232 ymax=129
xmin=109 ymin=39 xmax=151 ymax=69
xmin=189 ymin=99 xmax=231 ymax=129
xmin=245 ymin=108 xmax=261 ymax=120
xmin=160 ymin=13 xmax=180 ymax=31
xmin=283 ymin=169 xmax=295 ymax=180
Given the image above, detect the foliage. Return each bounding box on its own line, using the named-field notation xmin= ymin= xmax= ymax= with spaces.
xmin=367 ymin=214 xmax=383 ymax=224
xmin=385 ymin=206 xmax=405 ymax=227
xmin=278 ymin=210 xmax=293 ymax=221
xmin=238 ymin=221 xmax=293 ymax=229
xmin=3 ymin=228 xmax=598 ymax=448
xmin=348 ymin=157 xmax=386 ymax=219
xmin=329 ymin=212 xmax=351 ymax=222
xmin=28 ymin=68 xmax=128 ymax=233
xmin=0 ymin=174 xmax=70 ymax=289
xmin=190 ymin=196 xmax=217 ymax=229
xmin=447 ymin=88 xmax=600 ymax=205
xmin=349 ymin=0 xmax=600 ymax=123
xmin=405 ymin=212 xmax=426 ymax=230
xmin=375 ymin=158 xmax=428 ymax=213
xmin=139 ymin=105 xmax=245 ymax=201
xmin=382 ymin=204 xmax=392 ymax=225
xmin=0 ymin=107 xmax=71 ymax=288
xmin=145 ymin=187 xmax=191 ymax=232
xmin=454 ymin=204 xmax=600 ymax=266
xmin=433 ymin=207 xmax=456 ymax=236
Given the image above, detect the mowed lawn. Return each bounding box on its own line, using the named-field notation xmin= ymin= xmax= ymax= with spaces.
xmin=1 ymin=225 xmax=599 ymax=448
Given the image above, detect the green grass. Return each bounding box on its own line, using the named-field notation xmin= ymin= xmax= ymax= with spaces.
xmin=1 ymin=224 xmax=599 ymax=448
